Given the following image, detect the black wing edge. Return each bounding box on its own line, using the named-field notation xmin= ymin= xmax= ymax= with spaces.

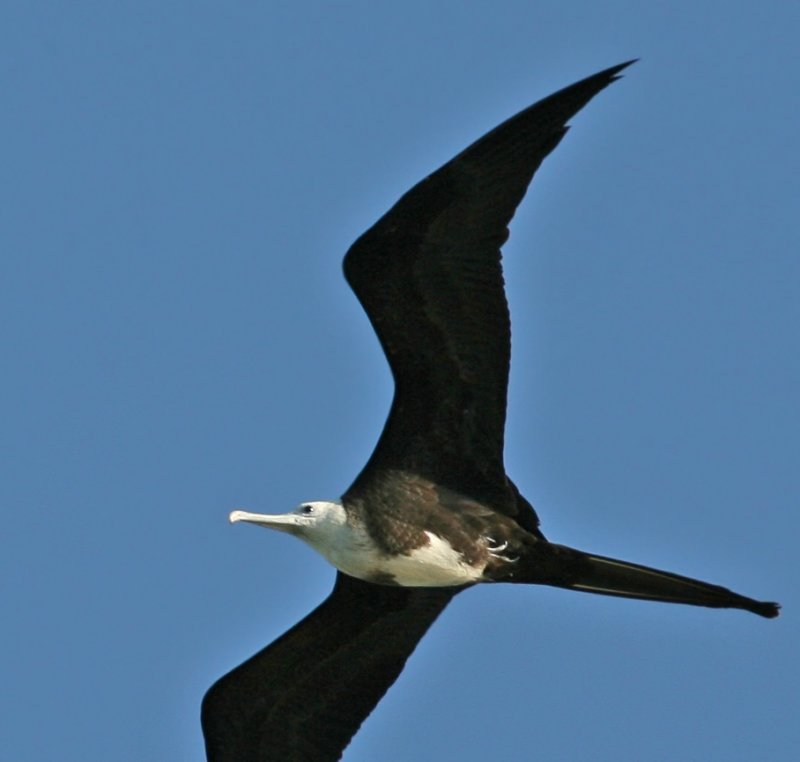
xmin=340 ymin=60 xmax=637 ymax=508
xmin=440 ymin=58 xmax=638 ymax=176
xmin=202 ymin=573 xmax=458 ymax=762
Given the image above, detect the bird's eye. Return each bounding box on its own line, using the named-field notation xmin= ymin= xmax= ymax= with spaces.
xmin=301 ymin=504 xmax=315 ymax=515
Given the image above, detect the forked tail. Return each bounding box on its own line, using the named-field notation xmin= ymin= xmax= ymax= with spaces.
xmin=518 ymin=543 xmax=779 ymax=618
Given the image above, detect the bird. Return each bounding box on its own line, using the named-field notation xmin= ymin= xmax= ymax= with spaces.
xmin=201 ymin=61 xmax=779 ymax=762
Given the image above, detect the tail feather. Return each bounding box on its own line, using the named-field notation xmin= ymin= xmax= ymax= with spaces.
xmin=524 ymin=544 xmax=780 ymax=618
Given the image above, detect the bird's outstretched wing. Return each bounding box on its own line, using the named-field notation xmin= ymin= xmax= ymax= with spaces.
xmin=343 ymin=61 xmax=634 ymax=513
xmin=202 ymin=573 xmax=457 ymax=762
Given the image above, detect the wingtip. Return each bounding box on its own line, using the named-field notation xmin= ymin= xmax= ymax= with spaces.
xmin=604 ymin=58 xmax=639 ymax=82
xmin=544 ymin=59 xmax=637 ymax=113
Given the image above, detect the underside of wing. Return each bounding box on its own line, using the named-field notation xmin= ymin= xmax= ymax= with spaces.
xmin=343 ymin=62 xmax=634 ymax=509
xmin=202 ymin=573 xmax=457 ymax=762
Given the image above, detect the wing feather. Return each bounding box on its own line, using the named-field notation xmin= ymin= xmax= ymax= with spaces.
xmin=343 ymin=62 xmax=634 ymax=509
xmin=202 ymin=573 xmax=457 ymax=762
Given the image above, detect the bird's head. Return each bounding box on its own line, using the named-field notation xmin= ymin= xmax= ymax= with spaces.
xmin=229 ymin=501 xmax=347 ymax=542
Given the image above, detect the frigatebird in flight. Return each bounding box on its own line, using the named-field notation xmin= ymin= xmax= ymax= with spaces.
xmin=202 ymin=61 xmax=779 ymax=762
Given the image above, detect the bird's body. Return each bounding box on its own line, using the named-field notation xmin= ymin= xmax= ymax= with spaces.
xmin=230 ymin=469 xmax=777 ymax=614
xmin=203 ymin=61 xmax=779 ymax=762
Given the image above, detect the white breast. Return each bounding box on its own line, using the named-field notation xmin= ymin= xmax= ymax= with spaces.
xmin=382 ymin=532 xmax=485 ymax=586
xmin=318 ymin=527 xmax=485 ymax=587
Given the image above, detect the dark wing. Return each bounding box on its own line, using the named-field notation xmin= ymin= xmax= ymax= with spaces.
xmin=202 ymin=573 xmax=457 ymax=762
xmin=343 ymin=62 xmax=633 ymax=513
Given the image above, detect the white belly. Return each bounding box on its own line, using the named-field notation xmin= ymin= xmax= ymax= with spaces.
xmin=320 ymin=529 xmax=485 ymax=587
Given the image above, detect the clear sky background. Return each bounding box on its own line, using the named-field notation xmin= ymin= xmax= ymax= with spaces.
xmin=2 ymin=3 xmax=798 ymax=761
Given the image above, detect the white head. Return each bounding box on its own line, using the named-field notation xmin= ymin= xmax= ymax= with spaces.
xmin=229 ymin=500 xmax=348 ymax=549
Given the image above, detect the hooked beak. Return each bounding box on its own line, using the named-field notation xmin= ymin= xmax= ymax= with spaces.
xmin=229 ymin=509 xmax=306 ymax=534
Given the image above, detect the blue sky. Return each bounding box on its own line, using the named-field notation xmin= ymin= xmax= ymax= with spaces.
xmin=2 ymin=3 xmax=798 ymax=760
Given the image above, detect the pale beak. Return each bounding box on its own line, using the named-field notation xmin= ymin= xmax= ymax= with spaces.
xmin=229 ymin=509 xmax=306 ymax=534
